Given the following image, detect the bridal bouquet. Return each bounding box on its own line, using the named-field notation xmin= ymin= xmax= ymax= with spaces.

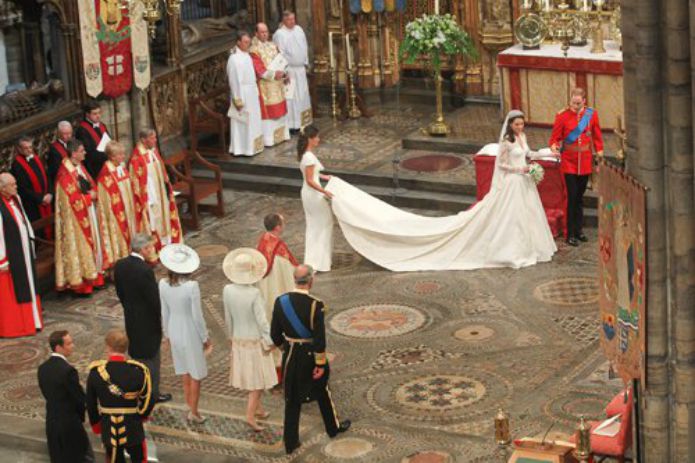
xmin=528 ymin=163 xmax=545 ymax=184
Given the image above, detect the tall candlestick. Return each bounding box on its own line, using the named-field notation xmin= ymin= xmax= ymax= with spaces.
xmin=329 ymin=32 xmax=335 ymax=69
xmin=544 ymin=0 xmax=551 ymax=11
xmin=434 ymin=0 xmax=439 ymax=14
xmin=345 ymin=33 xmax=353 ymax=70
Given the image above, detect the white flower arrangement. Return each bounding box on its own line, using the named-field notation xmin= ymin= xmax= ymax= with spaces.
xmin=528 ymin=162 xmax=545 ymax=184
xmin=399 ymin=14 xmax=477 ymax=72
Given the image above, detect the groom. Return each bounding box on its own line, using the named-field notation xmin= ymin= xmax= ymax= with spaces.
xmin=549 ymin=88 xmax=604 ymax=247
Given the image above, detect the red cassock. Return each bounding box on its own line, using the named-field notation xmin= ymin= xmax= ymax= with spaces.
xmin=0 ymin=195 xmax=43 ymax=337
xmin=250 ymin=52 xmax=288 ymax=120
xmin=257 ymin=232 xmax=298 ymax=276
xmin=549 ymin=107 xmax=604 ymax=176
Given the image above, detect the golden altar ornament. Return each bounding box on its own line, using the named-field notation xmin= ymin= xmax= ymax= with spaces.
xmin=515 ymin=13 xmax=549 ymax=49
xmin=590 ymin=0 xmax=606 ymax=53
xmin=574 ymin=415 xmax=591 ymax=462
xmin=494 ymin=408 xmax=511 ymax=446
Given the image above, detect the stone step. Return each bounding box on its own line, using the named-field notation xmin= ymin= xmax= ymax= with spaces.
xmin=193 ymin=168 xmax=599 ymax=226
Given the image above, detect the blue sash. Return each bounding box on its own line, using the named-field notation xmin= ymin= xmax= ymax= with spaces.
xmin=563 ymin=108 xmax=594 ymax=149
xmin=279 ymin=294 xmax=312 ymax=339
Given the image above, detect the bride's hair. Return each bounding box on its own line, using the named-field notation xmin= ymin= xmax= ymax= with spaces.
xmin=504 ymin=115 xmax=524 ymax=143
xmin=297 ymin=125 xmax=319 ymax=161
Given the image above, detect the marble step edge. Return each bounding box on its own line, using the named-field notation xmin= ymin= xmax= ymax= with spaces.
xmin=206 ymin=156 xmax=477 ymax=196
xmin=0 ymin=413 xmax=243 ymax=463
xmin=193 ymin=169 xmax=598 ymax=226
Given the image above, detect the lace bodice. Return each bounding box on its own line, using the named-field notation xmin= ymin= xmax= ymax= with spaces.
xmin=498 ymin=134 xmax=531 ymax=173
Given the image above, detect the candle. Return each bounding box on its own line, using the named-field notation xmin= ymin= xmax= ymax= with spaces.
xmin=582 ymin=0 xmax=589 ymax=10
xmin=345 ymin=33 xmax=353 ymax=70
xmin=434 ymin=0 xmax=439 ymax=14
xmin=544 ymin=0 xmax=551 ymax=11
xmin=594 ymin=0 xmax=604 ymax=8
xmin=329 ymin=32 xmax=335 ymax=69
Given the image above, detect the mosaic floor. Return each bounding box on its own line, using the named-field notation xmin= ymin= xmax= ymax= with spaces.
xmin=0 ymin=184 xmax=621 ymax=462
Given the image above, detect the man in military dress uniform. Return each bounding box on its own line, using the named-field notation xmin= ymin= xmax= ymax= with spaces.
xmin=86 ymin=329 xmax=155 ymax=463
xmin=549 ymin=87 xmax=604 ymax=247
xmin=271 ymin=264 xmax=350 ymax=455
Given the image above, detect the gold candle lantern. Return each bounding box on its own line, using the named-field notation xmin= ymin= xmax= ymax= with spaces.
xmin=494 ymin=409 xmax=511 ymax=446
xmin=575 ymin=415 xmax=591 ymax=461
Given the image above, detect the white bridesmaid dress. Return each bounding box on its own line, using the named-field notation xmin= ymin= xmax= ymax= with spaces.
xmin=299 ymin=151 xmax=333 ymax=271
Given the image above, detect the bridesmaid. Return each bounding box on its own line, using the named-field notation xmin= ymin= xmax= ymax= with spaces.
xmin=297 ymin=125 xmax=333 ymax=272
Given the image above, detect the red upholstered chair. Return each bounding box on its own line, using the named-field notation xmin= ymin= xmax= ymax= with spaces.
xmin=572 ymin=388 xmax=633 ymax=463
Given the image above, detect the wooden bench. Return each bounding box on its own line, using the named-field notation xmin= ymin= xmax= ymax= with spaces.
xmin=188 ymin=87 xmax=229 ymax=158
xmin=31 ymin=214 xmax=56 ymax=293
xmin=164 ymin=149 xmax=225 ymax=230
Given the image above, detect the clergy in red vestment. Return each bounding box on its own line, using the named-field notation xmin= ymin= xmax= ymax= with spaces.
xmin=256 ymin=213 xmax=298 ymax=380
xmin=10 ymin=136 xmax=52 ymax=238
xmin=46 ymin=121 xmax=73 ymax=187
xmin=75 ymin=100 xmax=110 ymax=180
xmin=0 ymin=173 xmax=43 ymax=337
xmin=250 ymin=23 xmax=291 ymax=147
xmin=130 ymin=129 xmax=182 ymax=252
xmin=54 ymin=140 xmax=105 ymax=295
xmin=97 ymin=141 xmax=138 ymax=271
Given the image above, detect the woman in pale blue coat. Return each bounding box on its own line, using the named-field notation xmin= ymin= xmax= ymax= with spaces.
xmin=159 ymin=244 xmax=211 ymax=424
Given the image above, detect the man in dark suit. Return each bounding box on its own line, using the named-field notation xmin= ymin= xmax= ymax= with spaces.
xmin=271 ymin=264 xmax=350 ymax=455
xmin=37 ymin=330 xmax=94 ymax=463
xmin=113 ymin=233 xmax=171 ymax=403
xmin=75 ymin=100 xmax=109 ymax=179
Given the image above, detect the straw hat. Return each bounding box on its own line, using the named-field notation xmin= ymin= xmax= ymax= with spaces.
xmin=159 ymin=244 xmax=200 ymax=274
xmin=222 ymin=247 xmax=268 ymax=285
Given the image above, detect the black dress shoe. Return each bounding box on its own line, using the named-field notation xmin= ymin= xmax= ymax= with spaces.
xmin=157 ymin=393 xmax=172 ymax=403
xmin=289 ymin=129 xmax=300 ymax=135
xmin=577 ymin=233 xmax=588 ymax=242
xmin=329 ymin=420 xmax=351 ymax=438
xmin=285 ymin=442 xmax=301 ymax=454
xmin=566 ymin=237 xmax=579 ymax=247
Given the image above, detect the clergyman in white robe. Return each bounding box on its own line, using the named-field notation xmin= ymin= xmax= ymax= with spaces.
xmin=226 ymin=47 xmax=264 ymax=156
xmin=273 ymin=24 xmax=312 ymax=130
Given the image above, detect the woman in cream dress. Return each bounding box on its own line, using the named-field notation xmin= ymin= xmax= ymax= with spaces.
xmin=297 ymin=125 xmax=333 ymax=271
xmin=222 ymin=248 xmax=277 ymax=432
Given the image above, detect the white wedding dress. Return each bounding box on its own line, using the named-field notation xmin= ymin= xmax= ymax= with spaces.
xmin=300 ymin=151 xmax=333 ymax=271
xmin=325 ymin=132 xmax=557 ymax=272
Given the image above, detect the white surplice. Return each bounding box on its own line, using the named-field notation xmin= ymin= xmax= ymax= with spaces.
xmin=272 ymin=25 xmax=312 ymax=129
xmin=226 ymin=48 xmax=263 ymax=156
xmin=325 ymin=134 xmax=556 ymax=271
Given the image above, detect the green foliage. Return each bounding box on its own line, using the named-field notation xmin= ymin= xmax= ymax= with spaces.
xmin=398 ymin=14 xmax=478 ymax=73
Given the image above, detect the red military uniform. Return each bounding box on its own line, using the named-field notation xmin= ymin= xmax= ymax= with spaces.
xmin=549 ymin=106 xmax=604 ymax=175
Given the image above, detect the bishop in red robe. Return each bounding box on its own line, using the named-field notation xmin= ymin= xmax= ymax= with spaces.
xmin=0 ymin=173 xmax=43 ymax=337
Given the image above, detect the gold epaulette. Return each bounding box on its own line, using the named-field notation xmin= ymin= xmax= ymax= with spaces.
xmin=88 ymin=360 xmax=107 ymax=371
xmin=126 ymin=359 xmax=148 ymax=373
xmin=557 ymin=106 xmax=569 ymax=115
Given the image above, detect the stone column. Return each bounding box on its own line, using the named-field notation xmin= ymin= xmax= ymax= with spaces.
xmin=0 ymin=30 xmax=8 ymax=93
xmin=311 ymin=0 xmax=329 ymax=84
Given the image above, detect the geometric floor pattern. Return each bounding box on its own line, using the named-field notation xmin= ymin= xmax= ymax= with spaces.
xmin=0 ymin=104 xmax=623 ymax=462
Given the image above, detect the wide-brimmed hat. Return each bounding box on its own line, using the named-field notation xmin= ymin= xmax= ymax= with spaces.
xmin=159 ymin=244 xmax=200 ymax=274
xmin=223 ymin=248 xmax=268 ymax=285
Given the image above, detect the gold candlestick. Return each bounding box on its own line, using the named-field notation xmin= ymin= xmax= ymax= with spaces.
xmin=574 ymin=415 xmax=591 ymax=462
xmin=427 ymin=69 xmax=449 ymax=136
xmin=590 ymin=0 xmax=606 ymax=53
xmin=328 ymin=32 xmax=339 ymax=119
xmin=344 ymin=33 xmax=361 ymax=119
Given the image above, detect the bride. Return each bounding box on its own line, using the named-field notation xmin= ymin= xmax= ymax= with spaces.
xmin=326 ymin=110 xmax=558 ymax=271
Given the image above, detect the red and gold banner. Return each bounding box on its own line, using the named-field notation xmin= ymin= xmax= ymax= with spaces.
xmin=95 ymin=0 xmax=132 ymax=98
xmin=597 ymin=161 xmax=648 ymax=383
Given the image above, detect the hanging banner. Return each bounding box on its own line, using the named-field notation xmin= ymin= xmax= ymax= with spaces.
xmin=396 ymin=0 xmax=407 ymax=12
xmin=385 ymin=0 xmax=396 ymax=12
xmin=78 ymin=0 xmax=103 ymax=97
xmin=361 ymin=0 xmax=373 ymax=13
xmin=374 ymin=0 xmax=385 ymax=12
xmin=350 ymin=0 xmax=361 ymax=14
xmin=130 ymin=1 xmax=151 ymax=91
xmin=95 ymin=0 xmax=133 ymax=98
xmin=597 ymin=161 xmax=648 ymax=383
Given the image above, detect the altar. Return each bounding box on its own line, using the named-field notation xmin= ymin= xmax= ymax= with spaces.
xmin=497 ymin=41 xmax=623 ymax=130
